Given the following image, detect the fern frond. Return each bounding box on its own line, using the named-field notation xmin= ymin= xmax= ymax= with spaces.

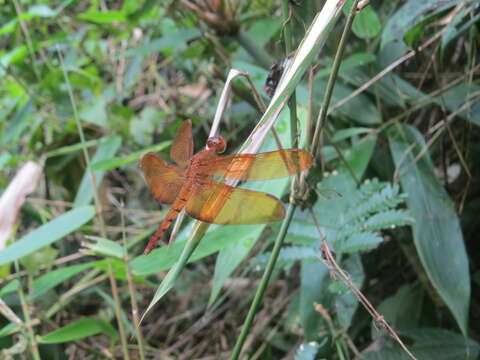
xmin=337 ymin=232 xmax=383 ymax=253
xmin=345 ymin=183 xmax=403 ymax=223
xmin=363 ymin=210 xmax=413 ymax=232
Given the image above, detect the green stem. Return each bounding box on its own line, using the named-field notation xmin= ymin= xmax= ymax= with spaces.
xmin=12 ymin=0 xmax=40 ymax=81
xmin=311 ymin=0 xmax=359 ymax=156
xmin=59 ymin=48 xmax=130 ymax=359
xmin=15 ymin=262 xmax=40 ymax=360
xmin=229 ymin=204 xmax=296 ymax=360
xmin=325 ymin=130 xmax=360 ymax=185
xmin=282 ymin=0 xmax=298 ymax=148
xmin=235 ymin=29 xmax=273 ymax=69
xmin=121 ymin=210 xmax=146 ymax=360
xmin=106 ymin=260 xmax=130 ymax=360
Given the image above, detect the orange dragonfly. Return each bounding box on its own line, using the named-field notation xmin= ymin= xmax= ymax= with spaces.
xmin=141 ymin=120 xmax=313 ymax=254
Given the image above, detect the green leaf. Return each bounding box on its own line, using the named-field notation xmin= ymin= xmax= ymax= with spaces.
xmin=82 ymin=236 xmax=123 ymax=258
xmin=129 ymin=107 xmax=164 ymax=146
xmin=140 ymin=222 xmax=208 ymax=319
xmin=1 ymin=45 xmax=28 ymax=67
xmin=332 ymin=127 xmax=372 ymax=142
xmin=0 ymin=323 xmax=17 ymax=338
xmin=208 ymin=226 xmax=261 ymax=305
xmin=27 ymin=5 xmax=57 ymax=17
xmin=363 ymin=210 xmax=413 ymax=231
xmin=371 ymin=284 xmax=424 ymax=339
xmin=0 ymin=19 xmax=19 ymax=36
xmin=122 ymin=28 xmax=201 ymax=57
xmin=362 ymin=328 xmax=480 ymax=360
xmin=77 ymin=10 xmax=127 ymax=24
xmin=352 ymin=5 xmax=381 ymax=39
xmin=39 ymin=318 xmax=105 ymax=343
xmin=438 ymin=83 xmax=480 ymax=126
xmin=90 ymin=141 xmax=170 ymax=171
xmin=0 ymin=279 xmax=20 ymax=297
xmin=0 ymin=151 xmax=12 ymax=171
xmin=300 ymin=259 xmax=329 ymax=341
xmin=46 ymin=137 xmax=110 ymax=158
xmin=79 ymin=95 xmax=108 ymax=128
xmin=382 ymin=0 xmax=467 ymax=47
xmin=335 ymin=254 xmax=364 ymax=328
xmin=131 ymin=224 xmax=261 ymax=276
xmin=0 ymin=206 xmax=95 ymax=266
xmin=338 ymin=232 xmax=383 ymax=253
xmin=245 ymin=17 xmax=283 ymax=48
xmin=0 ymin=99 xmax=33 ymax=147
xmin=317 ymin=52 xmax=376 ymax=79
xmin=441 ymin=4 xmax=480 ymax=52
xmin=20 ymin=245 xmax=58 ymax=276
xmin=74 ymin=136 xmax=122 ymax=207
xmin=408 ymin=328 xmax=480 ymax=359
xmin=341 ymin=135 xmax=377 ymax=178
xmin=314 ymin=79 xmax=381 ymax=125
xmin=294 ymin=342 xmax=320 ymax=360
xmin=388 ymin=124 xmax=470 ymax=335
xmin=30 ymin=263 xmax=96 ymax=299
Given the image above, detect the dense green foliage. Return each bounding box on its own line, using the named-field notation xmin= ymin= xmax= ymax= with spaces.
xmin=0 ymin=0 xmax=479 ymax=359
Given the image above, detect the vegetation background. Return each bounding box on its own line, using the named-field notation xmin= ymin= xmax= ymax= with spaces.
xmin=0 ymin=0 xmax=479 ymax=359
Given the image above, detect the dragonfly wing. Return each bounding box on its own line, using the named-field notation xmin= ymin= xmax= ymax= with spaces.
xmin=170 ymin=120 xmax=193 ymax=167
xmin=185 ymin=180 xmax=285 ymax=224
xmin=141 ymin=152 xmax=186 ymax=204
xmin=196 ymin=149 xmax=313 ymax=180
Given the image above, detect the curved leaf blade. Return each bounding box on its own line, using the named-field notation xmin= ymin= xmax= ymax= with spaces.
xmin=388 ymin=124 xmax=470 ymax=334
xmin=39 ymin=318 xmax=104 ymax=343
xmin=0 ymin=206 xmax=95 ymax=266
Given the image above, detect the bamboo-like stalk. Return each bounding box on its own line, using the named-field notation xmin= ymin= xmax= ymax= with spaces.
xmin=229 ymin=203 xmax=296 ymax=360
xmin=282 ymin=0 xmax=299 ymax=148
xmin=311 ymin=0 xmax=360 ymax=157
xmin=230 ymin=1 xmax=354 ymax=358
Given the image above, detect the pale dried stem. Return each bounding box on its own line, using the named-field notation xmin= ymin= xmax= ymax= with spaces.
xmin=308 ymin=208 xmax=417 ymax=360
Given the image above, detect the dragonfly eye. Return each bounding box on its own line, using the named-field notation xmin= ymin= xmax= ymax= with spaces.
xmin=207 ymin=136 xmax=227 ymax=154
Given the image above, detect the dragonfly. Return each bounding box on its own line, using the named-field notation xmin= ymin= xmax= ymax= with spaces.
xmin=140 ymin=120 xmax=313 ymax=254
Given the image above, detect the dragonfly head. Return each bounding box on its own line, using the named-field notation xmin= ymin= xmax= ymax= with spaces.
xmin=207 ymin=136 xmax=227 ymax=154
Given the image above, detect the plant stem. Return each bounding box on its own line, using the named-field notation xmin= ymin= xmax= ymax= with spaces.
xmin=229 ymin=203 xmax=296 ymax=360
xmin=106 ymin=260 xmax=131 ymax=360
xmin=282 ymin=0 xmax=299 ymax=148
xmin=12 ymin=0 xmax=40 ymax=81
xmin=311 ymin=0 xmax=359 ymax=156
xmin=121 ymin=208 xmax=146 ymax=360
xmin=15 ymin=262 xmax=40 ymax=360
xmin=59 ymin=48 xmax=130 ymax=359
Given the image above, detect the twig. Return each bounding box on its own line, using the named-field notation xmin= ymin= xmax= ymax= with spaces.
xmin=329 ymin=30 xmax=444 ymax=114
xmin=308 ymin=208 xmax=417 ymax=360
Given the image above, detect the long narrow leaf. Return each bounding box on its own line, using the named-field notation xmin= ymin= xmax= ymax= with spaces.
xmin=0 ymin=206 xmax=95 ymax=266
xmin=388 ymin=124 xmax=470 ymax=335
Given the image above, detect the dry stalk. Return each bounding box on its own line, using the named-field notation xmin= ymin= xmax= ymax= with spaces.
xmin=308 ymin=208 xmax=418 ymax=360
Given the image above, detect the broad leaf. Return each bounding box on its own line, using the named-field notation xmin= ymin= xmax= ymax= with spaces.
xmin=388 ymin=124 xmax=470 ymax=334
